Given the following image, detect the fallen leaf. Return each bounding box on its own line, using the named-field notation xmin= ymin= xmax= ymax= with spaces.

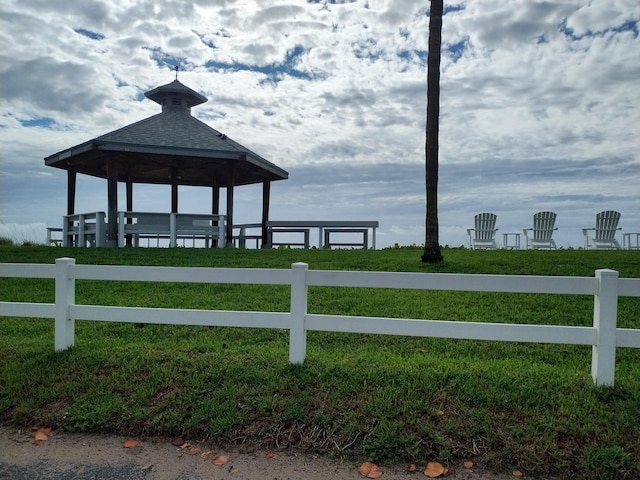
xmin=463 ymin=460 xmax=474 ymax=469
xmin=201 ymin=450 xmax=213 ymax=458
xmin=266 ymin=452 xmax=278 ymax=459
xmin=424 ymin=461 xmax=446 ymax=478
xmin=188 ymin=447 xmax=202 ymax=455
xmin=436 ymin=410 xmax=445 ymax=416
xmin=512 ymin=470 xmax=524 ymax=478
xmin=180 ymin=442 xmax=191 ymax=449
xmin=39 ymin=427 xmax=52 ymax=435
xmin=142 ymin=464 xmax=154 ymax=471
xmin=123 ymin=439 xmax=139 ymax=448
xmin=407 ymin=464 xmax=417 ymax=472
xmin=171 ymin=436 xmax=185 ymax=447
xmin=358 ymin=461 xmax=383 ymax=479
xmin=32 ymin=427 xmax=52 ymax=445
xmin=212 ymin=455 xmax=230 ymax=466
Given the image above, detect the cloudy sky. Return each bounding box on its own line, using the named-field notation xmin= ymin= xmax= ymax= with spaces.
xmin=1 ymin=0 xmax=639 ymax=249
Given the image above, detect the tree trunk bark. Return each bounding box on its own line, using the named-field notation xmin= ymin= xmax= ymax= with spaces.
xmin=422 ymin=0 xmax=444 ymax=263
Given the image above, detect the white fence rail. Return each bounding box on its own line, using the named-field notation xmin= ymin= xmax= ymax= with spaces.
xmin=1 ymin=258 xmax=639 ymax=386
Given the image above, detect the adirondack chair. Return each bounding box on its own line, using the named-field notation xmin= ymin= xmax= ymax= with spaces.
xmin=467 ymin=213 xmax=498 ymax=249
xmin=582 ymin=210 xmax=622 ymax=250
xmin=523 ymin=211 xmax=558 ymax=249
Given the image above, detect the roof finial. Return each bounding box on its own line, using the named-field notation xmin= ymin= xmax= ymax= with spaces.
xmin=174 ymin=65 xmax=179 ymax=81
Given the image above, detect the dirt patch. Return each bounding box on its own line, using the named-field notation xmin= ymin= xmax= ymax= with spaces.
xmin=0 ymin=426 xmax=532 ymax=479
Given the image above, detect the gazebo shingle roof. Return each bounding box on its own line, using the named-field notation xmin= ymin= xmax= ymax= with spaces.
xmin=45 ymin=80 xmax=288 ymax=187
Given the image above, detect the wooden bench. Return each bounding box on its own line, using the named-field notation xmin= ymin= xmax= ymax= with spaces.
xmin=266 ymin=221 xmax=379 ymax=249
xmin=269 ymin=229 xmax=311 ymax=249
xmin=118 ymin=212 xmax=225 ymax=248
xmin=323 ymin=228 xmax=369 ymax=249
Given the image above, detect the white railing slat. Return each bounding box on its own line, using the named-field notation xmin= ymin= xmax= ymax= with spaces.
xmin=0 ymin=302 xmax=55 ymax=318
xmin=70 ymin=305 xmax=290 ymax=329
xmin=306 ymin=270 xmax=598 ymax=295
xmin=0 ymin=263 xmax=56 ymax=278
xmin=306 ymin=315 xmax=596 ymax=345
xmin=71 ymin=264 xmax=291 ymax=284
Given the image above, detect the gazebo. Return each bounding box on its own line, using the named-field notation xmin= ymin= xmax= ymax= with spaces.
xmin=44 ymin=78 xmax=288 ymax=247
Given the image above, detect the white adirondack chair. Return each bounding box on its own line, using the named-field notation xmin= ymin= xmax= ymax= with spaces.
xmin=467 ymin=213 xmax=498 ymax=249
xmin=582 ymin=210 xmax=622 ymax=250
xmin=523 ymin=211 xmax=558 ymax=249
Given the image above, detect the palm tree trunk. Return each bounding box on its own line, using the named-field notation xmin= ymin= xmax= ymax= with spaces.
xmin=422 ymin=0 xmax=444 ymax=262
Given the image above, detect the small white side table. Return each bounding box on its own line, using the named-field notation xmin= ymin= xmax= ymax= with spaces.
xmin=623 ymin=233 xmax=640 ymax=250
xmin=502 ymin=233 xmax=521 ymax=250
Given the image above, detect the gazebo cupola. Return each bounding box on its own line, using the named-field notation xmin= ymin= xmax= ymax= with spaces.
xmin=144 ymin=79 xmax=208 ymax=113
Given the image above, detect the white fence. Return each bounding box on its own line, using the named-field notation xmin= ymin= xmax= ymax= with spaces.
xmin=1 ymin=258 xmax=639 ymax=386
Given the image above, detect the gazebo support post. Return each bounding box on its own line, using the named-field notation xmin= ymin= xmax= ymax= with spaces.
xmin=126 ymin=178 xmax=133 ymax=247
xmin=67 ymin=169 xmax=76 ymax=216
xmin=66 ymin=169 xmax=76 ymax=246
xmin=261 ymin=180 xmax=271 ymax=248
xmin=212 ymin=185 xmax=220 ymax=247
xmin=226 ymin=171 xmax=235 ymax=247
xmin=171 ymin=168 xmax=179 ymax=213
xmin=106 ymin=158 xmax=118 ymax=248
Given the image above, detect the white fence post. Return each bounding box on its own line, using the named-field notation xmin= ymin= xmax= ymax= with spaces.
xmin=289 ymin=262 xmax=309 ymax=364
xmin=55 ymin=257 xmax=76 ymax=351
xmin=591 ymin=269 xmax=619 ymax=386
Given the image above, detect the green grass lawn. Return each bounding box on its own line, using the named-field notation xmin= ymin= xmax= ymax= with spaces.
xmin=1 ymin=246 xmax=639 ymax=479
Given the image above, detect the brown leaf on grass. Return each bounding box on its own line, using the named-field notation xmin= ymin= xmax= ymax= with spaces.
xmin=358 ymin=461 xmax=383 ymax=479
xmin=407 ymin=464 xmax=418 ymax=471
xmin=123 ymin=439 xmax=139 ymax=448
xmin=171 ymin=436 xmax=185 ymax=447
xmin=424 ymin=461 xmax=446 ymax=478
xmin=512 ymin=470 xmax=524 ymax=478
xmin=463 ymin=460 xmax=474 ymax=469
xmin=212 ymin=455 xmax=230 ymax=466
xmin=188 ymin=447 xmax=202 ymax=455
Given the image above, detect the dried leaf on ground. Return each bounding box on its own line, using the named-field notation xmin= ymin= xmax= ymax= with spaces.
xmin=212 ymin=455 xmax=230 ymax=466
xmin=200 ymin=450 xmax=213 ymax=458
xmin=188 ymin=447 xmax=202 ymax=455
xmin=358 ymin=461 xmax=383 ymax=479
xmin=171 ymin=437 xmax=185 ymax=447
xmin=123 ymin=439 xmax=139 ymax=448
xmin=463 ymin=460 xmax=474 ymax=469
xmin=32 ymin=427 xmax=52 ymax=445
xmin=424 ymin=461 xmax=446 ymax=478
xmin=266 ymin=452 xmax=278 ymax=459
xmin=407 ymin=464 xmax=417 ymax=471
xmin=512 ymin=470 xmax=524 ymax=477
